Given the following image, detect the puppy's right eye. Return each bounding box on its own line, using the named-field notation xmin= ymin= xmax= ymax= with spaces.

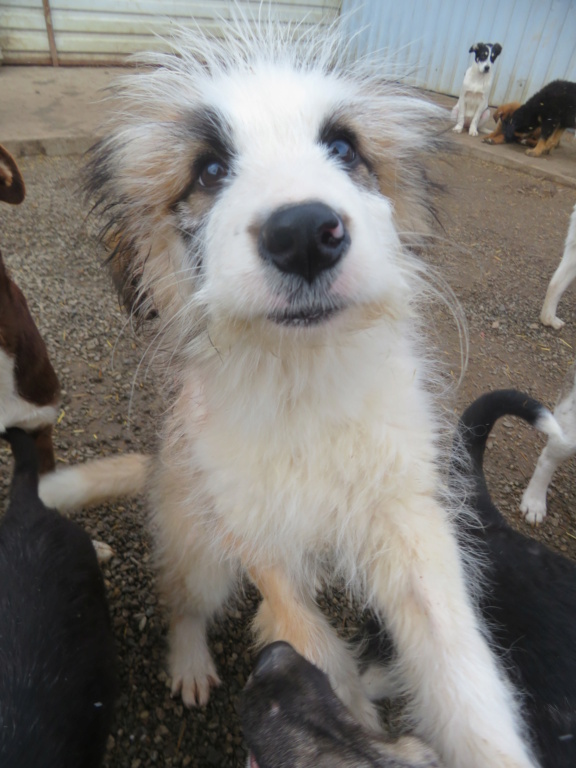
xmin=197 ymin=158 xmax=228 ymax=189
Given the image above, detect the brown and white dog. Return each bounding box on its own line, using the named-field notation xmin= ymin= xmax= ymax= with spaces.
xmin=39 ymin=20 xmax=538 ymax=768
xmin=0 ymin=145 xmax=60 ymax=474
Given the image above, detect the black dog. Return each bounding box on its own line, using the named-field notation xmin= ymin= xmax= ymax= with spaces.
xmin=504 ymin=79 xmax=576 ymax=156
xmin=0 ymin=428 xmax=116 ymax=768
xmin=239 ymin=641 xmax=441 ymax=768
xmin=458 ymin=390 xmax=576 ymax=767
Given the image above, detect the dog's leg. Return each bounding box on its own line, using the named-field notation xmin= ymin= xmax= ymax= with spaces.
xmin=541 ymin=210 xmax=576 ymax=329
xmin=250 ymin=565 xmax=381 ymax=732
xmin=366 ymin=497 xmax=537 ymax=768
xmin=469 ymin=101 xmax=488 ymax=137
xmin=521 ymin=365 xmax=576 ymax=523
xmin=549 ymin=126 xmax=565 ymax=150
xmin=151 ymin=463 xmax=236 ymax=707
xmin=452 ymin=98 xmax=465 ymax=133
xmin=162 ymin=542 xmax=235 ymax=706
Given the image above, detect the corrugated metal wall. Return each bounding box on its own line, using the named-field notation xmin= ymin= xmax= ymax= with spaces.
xmin=0 ymin=0 xmax=341 ymax=65
xmin=341 ymin=0 xmax=576 ymax=105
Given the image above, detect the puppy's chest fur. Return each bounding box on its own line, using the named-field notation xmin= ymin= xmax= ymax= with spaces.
xmin=172 ymin=336 xmax=439 ymax=562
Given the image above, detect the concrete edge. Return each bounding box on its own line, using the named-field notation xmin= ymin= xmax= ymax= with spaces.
xmin=453 ymin=141 xmax=576 ymax=189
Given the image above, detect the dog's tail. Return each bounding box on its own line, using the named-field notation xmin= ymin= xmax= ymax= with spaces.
xmin=38 ymin=453 xmax=150 ymax=512
xmin=1 ymin=427 xmax=44 ymax=518
xmin=457 ymin=389 xmax=562 ymax=526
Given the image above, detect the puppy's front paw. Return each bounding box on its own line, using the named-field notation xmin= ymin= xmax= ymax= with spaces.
xmin=469 ymin=126 xmax=479 ymax=137
xmin=452 ymin=124 xmax=464 ymax=134
xmin=170 ymin=647 xmax=221 ymax=707
xmin=520 ymin=493 xmax=547 ymax=525
xmin=482 ymin=137 xmax=495 ymax=144
xmin=541 ymin=313 xmax=565 ymax=330
xmin=168 ymin=614 xmax=221 ymax=706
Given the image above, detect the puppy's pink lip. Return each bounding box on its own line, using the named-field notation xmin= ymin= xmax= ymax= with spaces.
xmin=268 ymin=305 xmax=342 ymax=327
xmin=249 ymin=752 xmax=259 ymax=768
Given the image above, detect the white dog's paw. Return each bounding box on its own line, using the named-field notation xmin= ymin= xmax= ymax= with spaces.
xmin=168 ymin=615 xmax=221 ymax=706
xmin=92 ymin=539 xmax=114 ymax=563
xmin=541 ymin=313 xmax=565 ymax=330
xmin=452 ymin=124 xmax=464 ymax=134
xmin=169 ymin=646 xmax=221 ymax=707
xmin=469 ymin=126 xmax=479 ymax=137
xmin=520 ymin=493 xmax=547 ymax=525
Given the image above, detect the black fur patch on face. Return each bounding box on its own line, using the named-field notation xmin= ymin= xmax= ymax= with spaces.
xmin=174 ymin=106 xmax=236 ymax=204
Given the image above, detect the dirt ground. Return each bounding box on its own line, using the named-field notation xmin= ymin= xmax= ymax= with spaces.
xmin=0 ymin=148 xmax=575 ymax=767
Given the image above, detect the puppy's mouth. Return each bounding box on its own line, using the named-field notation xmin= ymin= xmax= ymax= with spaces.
xmin=268 ymin=304 xmax=342 ymax=327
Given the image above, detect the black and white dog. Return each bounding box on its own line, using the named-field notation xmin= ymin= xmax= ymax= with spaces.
xmin=458 ymin=390 xmax=576 ymax=768
xmin=0 ymin=428 xmax=116 ymax=768
xmin=452 ymin=43 xmax=503 ymax=136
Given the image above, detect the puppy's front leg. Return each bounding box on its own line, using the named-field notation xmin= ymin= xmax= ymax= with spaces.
xmin=452 ymin=98 xmax=465 ymax=133
xmin=367 ymin=498 xmax=537 ymax=768
xmin=249 ymin=565 xmax=381 ymax=733
xmin=468 ymin=101 xmax=488 ymax=137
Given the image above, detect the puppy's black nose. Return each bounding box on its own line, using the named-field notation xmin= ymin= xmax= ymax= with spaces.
xmin=259 ymin=202 xmax=349 ymax=283
xmin=483 ymin=65 xmax=490 ymax=72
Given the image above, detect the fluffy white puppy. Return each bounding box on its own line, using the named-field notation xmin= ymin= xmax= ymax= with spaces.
xmin=40 ymin=20 xmax=537 ymax=768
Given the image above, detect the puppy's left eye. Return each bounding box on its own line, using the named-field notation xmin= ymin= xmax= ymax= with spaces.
xmin=326 ymin=137 xmax=357 ymax=167
xmin=198 ymin=158 xmax=229 ymax=189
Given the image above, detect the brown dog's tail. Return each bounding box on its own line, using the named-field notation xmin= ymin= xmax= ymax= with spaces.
xmin=38 ymin=453 xmax=150 ymax=511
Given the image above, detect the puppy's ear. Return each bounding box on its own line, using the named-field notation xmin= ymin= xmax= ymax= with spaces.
xmin=469 ymin=44 xmax=479 ymax=53
xmin=0 ymin=144 xmax=25 ymax=205
xmin=492 ymin=43 xmax=502 ymax=58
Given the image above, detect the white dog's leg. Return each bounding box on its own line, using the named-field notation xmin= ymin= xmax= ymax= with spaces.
xmin=521 ymin=365 xmax=576 ymax=523
xmin=520 ymin=445 xmax=564 ymax=524
xmin=250 ymin=566 xmax=382 ymax=733
xmin=152 ymin=468 xmax=235 ymax=707
xmin=541 ymin=208 xmax=576 ymax=329
xmin=452 ymin=98 xmax=465 ymax=133
xmin=469 ymin=101 xmax=488 ymax=137
xmin=367 ymin=497 xmax=537 ymax=768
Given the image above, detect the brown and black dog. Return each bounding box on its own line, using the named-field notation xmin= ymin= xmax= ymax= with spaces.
xmin=0 ymin=145 xmax=60 ymax=473
xmin=504 ymin=80 xmax=576 ymax=157
xmin=483 ymin=102 xmax=540 ymax=147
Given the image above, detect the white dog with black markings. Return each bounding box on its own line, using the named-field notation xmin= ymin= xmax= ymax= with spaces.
xmin=452 ymin=43 xmax=502 ymax=136
xmin=40 ymin=19 xmax=537 ymax=768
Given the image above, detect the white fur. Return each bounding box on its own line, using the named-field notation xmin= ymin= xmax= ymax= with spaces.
xmin=541 ymin=203 xmax=576 ymax=329
xmin=44 ymin=21 xmax=538 ymax=768
xmin=521 ymin=365 xmax=576 ymax=523
xmin=0 ymin=348 xmax=58 ymax=432
xmin=453 ymin=49 xmax=499 ymax=137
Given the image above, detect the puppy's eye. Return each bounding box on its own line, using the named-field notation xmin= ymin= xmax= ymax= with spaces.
xmin=198 ymin=158 xmax=228 ymax=189
xmin=326 ymin=137 xmax=357 ymax=167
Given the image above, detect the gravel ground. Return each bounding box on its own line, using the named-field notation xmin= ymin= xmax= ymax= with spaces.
xmin=0 ymin=149 xmax=575 ymax=767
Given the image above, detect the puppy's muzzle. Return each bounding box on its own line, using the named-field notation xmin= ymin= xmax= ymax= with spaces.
xmin=259 ymin=202 xmax=349 ymax=284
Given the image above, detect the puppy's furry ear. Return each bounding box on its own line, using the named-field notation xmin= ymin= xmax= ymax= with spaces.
xmin=492 ymin=43 xmax=502 ymax=58
xmin=469 ymin=44 xmax=480 ymax=53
